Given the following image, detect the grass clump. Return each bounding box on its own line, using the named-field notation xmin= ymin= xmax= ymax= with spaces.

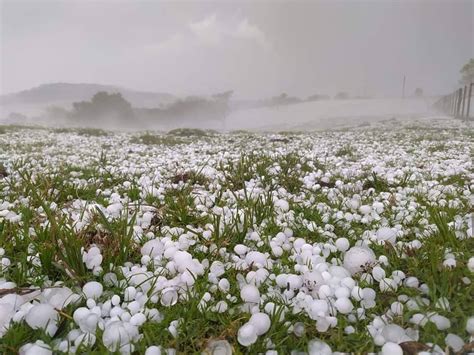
xmin=76 ymin=128 xmax=109 ymax=136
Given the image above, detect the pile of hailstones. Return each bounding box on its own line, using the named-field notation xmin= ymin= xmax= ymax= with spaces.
xmin=1 ymin=223 xmax=473 ymax=354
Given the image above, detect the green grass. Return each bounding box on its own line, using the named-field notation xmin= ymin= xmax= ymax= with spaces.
xmin=0 ymin=125 xmax=472 ymax=353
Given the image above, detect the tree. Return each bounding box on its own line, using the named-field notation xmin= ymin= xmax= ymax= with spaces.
xmin=414 ymin=88 xmax=423 ymax=97
xmin=460 ymin=58 xmax=474 ymax=85
xmin=71 ymin=91 xmax=133 ymax=122
xmin=335 ymin=92 xmax=349 ymax=100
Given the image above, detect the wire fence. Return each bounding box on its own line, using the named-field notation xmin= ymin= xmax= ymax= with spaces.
xmin=433 ymin=83 xmax=473 ymax=119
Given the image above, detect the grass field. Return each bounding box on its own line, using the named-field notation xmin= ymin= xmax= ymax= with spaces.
xmin=0 ymin=119 xmax=472 ymax=354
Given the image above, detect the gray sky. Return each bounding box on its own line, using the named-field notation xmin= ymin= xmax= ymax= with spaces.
xmin=1 ymin=0 xmax=473 ymax=99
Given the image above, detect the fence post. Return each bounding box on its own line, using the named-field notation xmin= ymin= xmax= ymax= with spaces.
xmin=457 ymin=89 xmax=461 ymax=116
xmin=451 ymin=91 xmax=457 ymax=117
xmin=461 ymin=85 xmax=467 ymax=118
xmin=467 ymin=83 xmax=473 ymax=119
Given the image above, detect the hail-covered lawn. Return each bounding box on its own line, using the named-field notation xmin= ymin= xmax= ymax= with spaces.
xmin=0 ymin=120 xmax=472 ymax=355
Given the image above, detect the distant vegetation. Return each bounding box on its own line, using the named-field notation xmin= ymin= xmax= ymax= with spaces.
xmin=460 ymin=58 xmax=474 ymax=85
xmin=27 ymin=90 xmax=233 ymax=128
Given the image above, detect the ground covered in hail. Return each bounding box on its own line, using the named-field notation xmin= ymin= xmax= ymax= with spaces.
xmin=0 ymin=118 xmax=472 ymax=355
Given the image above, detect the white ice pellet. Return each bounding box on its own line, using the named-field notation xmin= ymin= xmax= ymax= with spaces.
xmin=82 ymin=281 xmax=103 ymax=300
xmin=381 ymin=342 xmax=403 ymax=355
xmin=237 ymin=323 xmax=258 ymax=346
xmin=249 ymin=312 xmax=271 ymax=335
xmin=240 ymin=284 xmax=260 ymax=303
xmin=343 ymin=246 xmax=376 ymax=275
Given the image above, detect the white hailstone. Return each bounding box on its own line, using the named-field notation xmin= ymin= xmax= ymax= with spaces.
xmin=308 ymin=339 xmax=332 ymax=355
xmin=25 ymin=304 xmax=59 ymax=336
xmin=161 ymin=288 xmax=178 ymax=307
xmin=245 ymin=251 xmax=267 ymax=267
xmin=378 ymin=255 xmax=389 ymax=266
xmin=468 ymin=257 xmax=474 ymax=272
xmin=74 ymin=332 xmax=97 ymax=348
xmin=43 ymin=287 xmax=80 ymax=309
xmin=145 ymin=346 xmax=162 ymax=355
xmin=466 ymin=317 xmax=474 ymax=334
xmin=345 ymin=325 xmax=355 ymax=334
xmin=82 ymin=246 xmax=103 ymax=270
xmin=335 ymin=238 xmax=350 ymax=252
xmin=274 ymin=199 xmax=289 ymax=212
xmin=431 ymin=314 xmax=451 ymax=330
xmin=234 ymin=244 xmax=248 ymax=255
xmin=249 ymin=312 xmax=271 ymax=335
xmin=379 ymin=278 xmax=396 ymax=292
xmin=205 ymin=340 xmax=232 ymax=355
xmin=82 ymin=281 xmax=103 ymax=300
xmin=381 ymin=324 xmax=412 ymax=343
xmin=287 ymin=274 xmax=303 ymax=289
xmin=381 ymin=342 xmax=403 ymax=355
xmin=240 ymin=284 xmax=260 ymax=303
xmin=376 ymin=227 xmax=397 ymax=245
xmin=214 ymin=301 xmax=228 ymax=313
xmin=404 ymin=277 xmax=419 ymax=288
xmin=372 ymin=266 xmax=386 ymax=282
xmin=359 ymin=205 xmax=371 ymax=215
xmin=19 ymin=340 xmax=52 ymax=355
xmin=130 ymin=313 xmax=147 ymax=326
xmin=293 ymin=322 xmax=305 ymax=337
xmin=141 ymin=239 xmax=164 ymax=258
xmin=390 ymin=302 xmax=404 ymax=315
xmin=445 ymin=333 xmax=464 ymax=352
xmin=102 ymin=321 xmax=138 ymax=352
xmin=343 ymin=246 xmax=376 ymax=275
xmin=443 ymin=258 xmax=456 ymax=268
xmin=218 ymin=278 xmax=230 ymax=293
xmin=210 ymin=261 xmax=225 ymax=277
xmin=111 ymin=295 xmax=121 ymax=306
xmin=335 ymin=287 xmax=350 ymax=299
xmin=237 ymin=323 xmax=258 ymax=346
xmin=334 ymin=297 xmax=353 ymax=314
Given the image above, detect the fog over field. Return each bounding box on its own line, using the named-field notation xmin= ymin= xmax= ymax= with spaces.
xmin=1 ymin=0 xmax=472 ymax=130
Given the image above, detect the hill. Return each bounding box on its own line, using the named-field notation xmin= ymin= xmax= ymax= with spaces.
xmin=0 ymin=83 xmax=176 ymax=116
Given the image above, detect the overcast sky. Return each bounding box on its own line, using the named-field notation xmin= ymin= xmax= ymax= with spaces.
xmin=1 ymin=0 xmax=473 ymax=99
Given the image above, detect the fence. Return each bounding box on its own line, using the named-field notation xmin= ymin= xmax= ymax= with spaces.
xmin=433 ymin=83 xmax=473 ymax=119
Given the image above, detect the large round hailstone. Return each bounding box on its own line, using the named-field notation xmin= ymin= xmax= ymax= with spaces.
xmin=445 ymin=334 xmax=464 ymax=352
xmin=19 ymin=340 xmax=52 ymax=355
xmin=274 ymin=199 xmax=289 ymax=212
xmin=381 ymin=324 xmax=412 ymax=343
xmin=308 ymin=300 xmax=329 ymax=319
xmin=43 ymin=287 xmax=80 ymax=309
xmin=334 ymin=297 xmax=353 ymax=314
xmin=240 ymin=284 xmax=260 ymax=303
xmin=466 ymin=317 xmax=474 ymax=335
xmin=381 ymin=342 xmax=403 ymax=355
xmin=377 ymin=227 xmax=397 ymax=245
xmin=237 ymin=323 xmax=258 ymax=346
xmin=308 ymin=339 xmax=332 ymax=355
xmin=343 ymin=246 xmax=376 ymax=275
xmin=25 ymin=304 xmax=59 ymax=336
xmin=245 ymin=251 xmax=267 ymax=267
xmin=0 ymin=304 xmax=14 ymax=336
xmin=249 ymin=312 xmax=271 ymax=335
xmin=102 ymin=321 xmax=138 ymax=352
xmin=141 ymin=239 xmax=164 ymax=258
xmin=335 ymin=238 xmax=350 ymax=252
xmin=82 ymin=281 xmax=103 ymax=300
xmin=205 ymin=340 xmax=232 ymax=355
xmin=161 ymin=287 xmax=178 ymax=307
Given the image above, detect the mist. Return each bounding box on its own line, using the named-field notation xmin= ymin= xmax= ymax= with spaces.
xmin=0 ymin=0 xmax=473 ymax=130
